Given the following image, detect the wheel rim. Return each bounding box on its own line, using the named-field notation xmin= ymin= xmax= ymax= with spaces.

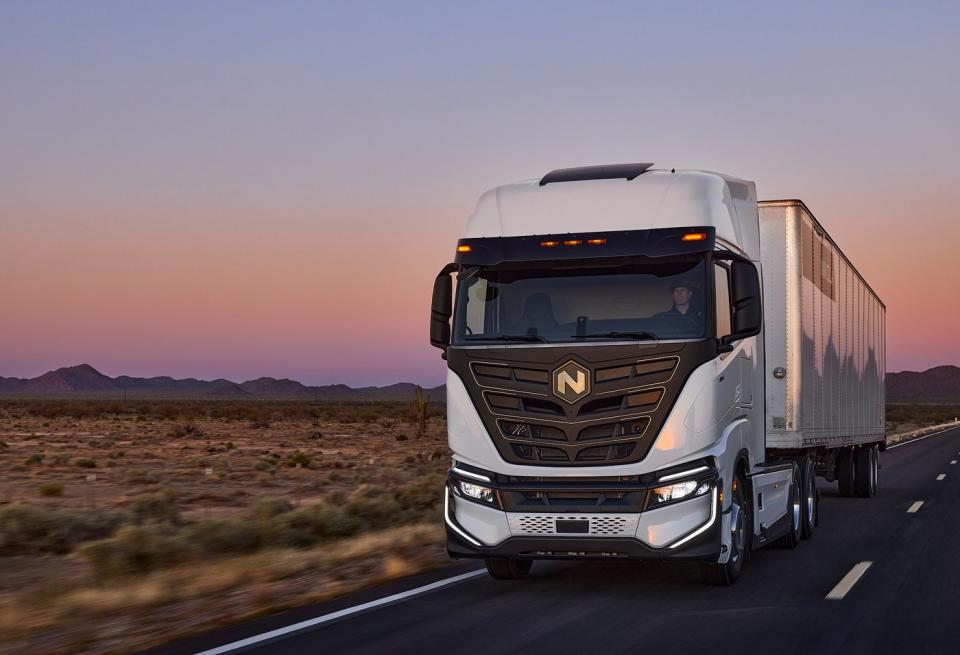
xmin=806 ymin=471 xmax=815 ymax=526
xmin=872 ymin=448 xmax=879 ymax=493
xmin=792 ymin=480 xmax=801 ymax=532
xmin=731 ymin=502 xmax=745 ymax=563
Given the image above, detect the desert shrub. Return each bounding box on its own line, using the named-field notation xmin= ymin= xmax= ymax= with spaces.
xmin=167 ymin=424 xmax=204 ymax=438
xmin=24 ymin=453 xmax=44 ymax=465
xmin=129 ymin=490 xmax=180 ymax=524
xmin=184 ymin=519 xmax=262 ymax=556
xmin=249 ymin=419 xmax=271 ymax=429
xmin=0 ymin=504 xmax=127 ymax=555
xmin=39 ymin=482 xmax=64 ymax=497
xmin=265 ymin=505 xmax=362 ymax=548
xmin=284 ymin=451 xmax=312 ymax=468
xmin=80 ymin=525 xmax=191 ymax=576
xmin=249 ymin=497 xmax=293 ymax=521
xmin=343 ymin=490 xmax=402 ymax=531
xmin=75 ymin=458 xmax=97 ymax=468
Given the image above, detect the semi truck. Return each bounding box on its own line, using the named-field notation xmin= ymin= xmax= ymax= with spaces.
xmin=430 ymin=163 xmax=885 ymax=585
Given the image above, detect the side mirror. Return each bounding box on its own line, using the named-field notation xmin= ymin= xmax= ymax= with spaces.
xmin=720 ymin=259 xmax=762 ymax=347
xmin=430 ymin=265 xmax=456 ymax=351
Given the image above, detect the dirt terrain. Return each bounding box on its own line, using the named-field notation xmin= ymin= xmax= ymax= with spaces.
xmin=0 ymin=400 xmax=451 ymax=654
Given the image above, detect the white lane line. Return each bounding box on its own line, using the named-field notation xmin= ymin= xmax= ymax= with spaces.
xmin=826 ymin=561 xmax=873 ymax=600
xmin=195 ymin=569 xmax=485 ymax=655
xmin=886 ymin=427 xmax=958 ymax=450
xmin=937 ymin=474 xmax=946 ymax=481
xmin=907 ymin=501 xmax=924 ymax=513
xmin=952 ymin=460 xmax=957 ymax=465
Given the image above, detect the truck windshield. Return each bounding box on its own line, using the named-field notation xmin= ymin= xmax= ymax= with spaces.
xmin=452 ymin=256 xmax=708 ymax=345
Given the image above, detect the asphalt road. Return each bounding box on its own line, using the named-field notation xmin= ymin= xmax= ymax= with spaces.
xmin=149 ymin=427 xmax=960 ymax=655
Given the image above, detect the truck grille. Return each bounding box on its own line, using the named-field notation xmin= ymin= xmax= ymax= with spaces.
xmin=447 ymin=341 xmax=716 ymax=467
xmin=508 ymin=513 xmax=640 ymax=538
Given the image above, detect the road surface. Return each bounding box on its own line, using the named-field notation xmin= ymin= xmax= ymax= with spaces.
xmin=147 ymin=426 xmax=960 ymax=655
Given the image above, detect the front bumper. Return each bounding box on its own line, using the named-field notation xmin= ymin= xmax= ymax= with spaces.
xmin=445 ymin=463 xmax=724 ymax=562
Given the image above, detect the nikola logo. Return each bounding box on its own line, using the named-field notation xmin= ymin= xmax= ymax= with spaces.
xmin=552 ymin=360 xmax=590 ymax=404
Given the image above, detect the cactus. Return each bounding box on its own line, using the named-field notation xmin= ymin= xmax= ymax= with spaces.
xmin=414 ymin=385 xmax=429 ymax=438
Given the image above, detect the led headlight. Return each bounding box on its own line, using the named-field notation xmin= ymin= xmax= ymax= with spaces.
xmin=453 ymin=479 xmax=497 ymax=506
xmin=649 ymin=479 xmax=712 ymax=507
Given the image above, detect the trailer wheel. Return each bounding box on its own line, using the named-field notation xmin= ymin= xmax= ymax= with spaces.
xmin=700 ymin=474 xmax=748 ymax=586
xmin=854 ymin=446 xmax=875 ymax=498
xmin=837 ymin=447 xmax=856 ymax=497
xmin=871 ymin=445 xmax=880 ymax=494
xmin=484 ymin=558 xmax=532 ymax=580
xmin=776 ymin=464 xmax=802 ymax=549
xmin=800 ymin=456 xmax=817 ymax=539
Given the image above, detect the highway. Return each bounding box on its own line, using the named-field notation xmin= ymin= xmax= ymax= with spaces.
xmin=149 ymin=427 xmax=960 ymax=655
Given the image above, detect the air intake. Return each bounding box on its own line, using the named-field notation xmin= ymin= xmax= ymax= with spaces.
xmin=539 ymin=163 xmax=654 ymax=186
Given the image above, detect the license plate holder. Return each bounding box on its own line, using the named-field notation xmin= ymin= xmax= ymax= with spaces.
xmin=555 ymin=519 xmax=589 ymax=534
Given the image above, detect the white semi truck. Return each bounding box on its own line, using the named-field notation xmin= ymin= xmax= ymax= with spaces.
xmin=430 ymin=164 xmax=885 ymax=584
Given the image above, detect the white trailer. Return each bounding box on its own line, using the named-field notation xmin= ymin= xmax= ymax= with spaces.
xmin=430 ymin=164 xmax=886 ymax=584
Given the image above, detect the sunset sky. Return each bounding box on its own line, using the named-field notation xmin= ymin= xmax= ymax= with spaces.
xmin=2 ymin=2 xmax=958 ymax=386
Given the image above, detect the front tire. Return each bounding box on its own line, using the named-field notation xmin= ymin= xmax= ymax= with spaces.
xmin=485 ymin=558 xmax=532 ymax=580
xmin=700 ymin=474 xmax=748 ymax=586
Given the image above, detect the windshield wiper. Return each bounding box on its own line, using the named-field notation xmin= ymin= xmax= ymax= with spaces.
xmin=464 ymin=334 xmax=548 ymax=343
xmin=571 ymin=331 xmax=659 ymax=341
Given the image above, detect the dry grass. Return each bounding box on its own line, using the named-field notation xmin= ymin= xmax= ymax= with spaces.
xmin=0 ymin=524 xmax=446 ymax=655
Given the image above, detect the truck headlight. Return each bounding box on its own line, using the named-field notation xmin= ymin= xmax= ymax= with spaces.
xmin=452 ymin=479 xmax=498 ymax=506
xmin=649 ymin=480 xmax=712 ymax=507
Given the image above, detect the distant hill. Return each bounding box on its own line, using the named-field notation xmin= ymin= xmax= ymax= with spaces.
xmin=887 ymin=365 xmax=960 ymax=403
xmin=0 ymin=364 xmax=444 ymax=401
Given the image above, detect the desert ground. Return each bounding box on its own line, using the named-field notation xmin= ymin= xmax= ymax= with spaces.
xmin=0 ymin=399 xmax=450 ymax=654
xmin=0 ymin=399 xmax=958 ymax=654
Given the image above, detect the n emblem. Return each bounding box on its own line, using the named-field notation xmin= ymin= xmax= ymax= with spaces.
xmin=552 ymin=360 xmax=590 ymax=404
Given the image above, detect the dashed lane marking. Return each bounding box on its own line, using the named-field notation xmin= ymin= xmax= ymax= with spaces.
xmin=826 ymin=562 xmax=873 ymax=600
xmin=937 ymin=474 xmax=946 ymax=481
xmin=907 ymin=501 xmax=924 ymax=513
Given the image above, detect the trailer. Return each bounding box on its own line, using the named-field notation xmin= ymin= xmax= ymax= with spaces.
xmin=430 ymin=164 xmax=886 ymax=584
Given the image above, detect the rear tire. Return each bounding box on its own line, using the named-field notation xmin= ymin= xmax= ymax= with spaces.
xmin=484 ymin=558 xmax=532 ymax=580
xmin=800 ymin=456 xmax=817 ymax=540
xmin=776 ymin=464 xmax=802 ymax=549
xmin=700 ymin=473 xmax=748 ymax=586
xmin=855 ymin=445 xmax=876 ymax=498
xmin=837 ymin=447 xmax=856 ymax=497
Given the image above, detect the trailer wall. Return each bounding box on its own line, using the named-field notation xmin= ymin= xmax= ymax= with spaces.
xmin=759 ymin=200 xmax=885 ymax=450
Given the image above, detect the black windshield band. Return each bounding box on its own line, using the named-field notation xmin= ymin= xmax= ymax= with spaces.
xmin=454 ymin=227 xmax=715 ymax=266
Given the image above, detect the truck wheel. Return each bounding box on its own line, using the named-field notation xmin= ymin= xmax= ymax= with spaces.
xmin=700 ymin=474 xmax=747 ymax=586
xmin=854 ymin=446 xmax=875 ymax=498
xmin=837 ymin=447 xmax=856 ymax=497
xmin=872 ymin=445 xmax=880 ymax=494
xmin=800 ymin=456 xmax=817 ymax=540
xmin=484 ymin=558 xmax=532 ymax=580
xmin=776 ymin=464 xmax=802 ymax=549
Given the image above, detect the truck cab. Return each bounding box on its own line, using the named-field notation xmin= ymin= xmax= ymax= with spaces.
xmin=430 ymin=164 xmax=813 ymax=584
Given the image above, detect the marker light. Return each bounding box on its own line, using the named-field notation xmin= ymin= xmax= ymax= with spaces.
xmin=540 ymin=240 xmax=560 ymax=247
xmin=587 ymin=238 xmax=607 ymax=245
xmin=681 ymin=233 xmax=707 ymax=242
xmin=457 ymin=245 xmax=472 ymax=253
xmin=563 ymin=239 xmax=583 ymax=246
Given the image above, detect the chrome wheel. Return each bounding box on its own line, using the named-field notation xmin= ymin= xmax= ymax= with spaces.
xmin=792 ymin=478 xmax=801 ymax=532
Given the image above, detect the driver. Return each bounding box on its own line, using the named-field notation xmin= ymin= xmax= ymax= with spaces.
xmin=657 ymin=281 xmax=704 ymax=325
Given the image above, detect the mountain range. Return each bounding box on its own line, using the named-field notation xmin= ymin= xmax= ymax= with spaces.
xmin=2 ymin=363 xmax=958 ymax=403
xmin=0 ymin=364 xmax=444 ymax=401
